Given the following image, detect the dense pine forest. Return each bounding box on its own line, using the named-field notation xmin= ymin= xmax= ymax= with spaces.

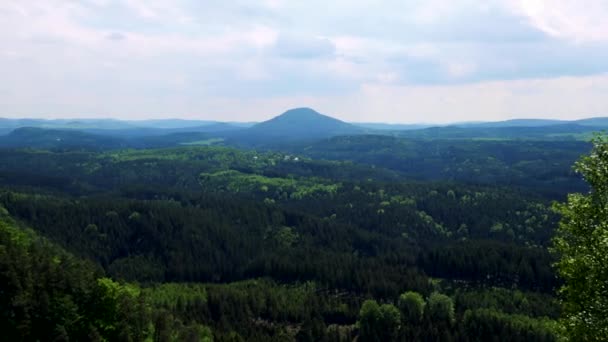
xmin=0 ymin=113 xmax=606 ymax=341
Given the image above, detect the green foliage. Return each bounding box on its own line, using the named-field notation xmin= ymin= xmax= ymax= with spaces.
xmin=378 ymin=304 xmax=401 ymax=340
xmin=419 ymin=240 xmax=556 ymax=292
xmin=358 ymin=300 xmax=382 ymax=341
xmin=453 ymin=287 xmax=560 ymax=319
xmin=200 ymin=170 xmax=339 ymax=200
xmin=0 ymin=205 xmax=33 ymax=247
xmin=553 ymin=135 xmax=608 ymax=341
xmin=426 ymin=292 xmax=455 ymax=324
xmin=0 ymin=211 xmax=139 ymax=341
xmin=398 ymin=291 xmax=425 ymax=324
xmin=462 ymin=309 xmax=561 ymax=342
xmin=0 ymin=134 xmax=590 ymax=341
xmin=108 ymin=254 xmax=165 ymax=282
xmin=358 ymin=300 xmax=400 ymax=342
xmin=289 ymin=135 xmax=589 ymax=197
xmin=144 ymin=283 xmax=207 ymax=310
xmin=180 ymin=138 xmax=225 ymax=146
xmin=93 ymin=277 xmax=151 ymax=340
xmin=272 ymin=226 xmax=299 ymax=248
xmin=0 ymin=209 xmax=215 ymax=342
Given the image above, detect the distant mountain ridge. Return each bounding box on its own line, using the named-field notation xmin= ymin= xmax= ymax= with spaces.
xmin=0 ymin=126 xmax=217 ymax=150
xmin=453 ymin=117 xmax=608 ymax=128
xmin=2 ymin=112 xmax=608 ymax=134
xmin=455 ymin=119 xmax=566 ymax=128
xmin=352 ymin=122 xmax=432 ymax=131
xmin=2 ymin=110 xmax=608 ymax=148
xmin=0 ymin=127 xmax=126 ymax=150
xmin=0 ymin=118 xmax=252 ymax=136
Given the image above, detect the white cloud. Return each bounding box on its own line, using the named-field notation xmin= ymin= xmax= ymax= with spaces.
xmin=275 ymin=33 xmax=335 ymax=59
xmin=122 ymin=0 xmax=193 ymax=23
xmin=1 ymin=0 xmax=608 ymax=121
xmin=4 ymin=70 xmax=608 ymax=123
xmin=353 ymin=73 xmax=608 ymax=123
xmin=445 ymin=62 xmax=477 ymax=78
xmin=512 ymin=0 xmax=608 ymax=42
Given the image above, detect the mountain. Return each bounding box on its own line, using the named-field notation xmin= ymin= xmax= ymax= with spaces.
xmin=228 ymin=108 xmax=362 ymax=144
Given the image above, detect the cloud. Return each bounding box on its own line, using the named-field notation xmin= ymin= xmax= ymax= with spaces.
xmin=0 ymin=0 xmax=607 ymax=122
xmin=122 ymin=0 xmax=192 ymax=23
xmin=274 ymin=33 xmax=335 ymax=59
xmin=106 ymin=32 xmax=126 ymax=41
xmin=512 ymin=0 xmax=608 ymax=42
xmin=222 ymin=73 xmax=608 ymax=123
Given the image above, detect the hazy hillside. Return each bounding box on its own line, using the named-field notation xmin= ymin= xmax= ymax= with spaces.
xmin=396 ymin=123 xmax=599 ymax=140
xmin=456 ymin=119 xmax=566 ymax=128
xmin=0 ymin=118 xmax=247 ymax=137
xmin=575 ymin=117 xmax=608 ymax=127
xmin=0 ymin=127 xmax=127 ymax=150
xmin=0 ymin=127 xmax=221 ymax=150
xmin=352 ymin=122 xmax=432 ymax=130
xmin=3 ymin=114 xmax=607 ymax=141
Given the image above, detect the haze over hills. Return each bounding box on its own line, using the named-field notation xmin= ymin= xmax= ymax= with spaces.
xmin=0 ymin=118 xmax=251 ymax=136
xmin=455 ymin=119 xmax=566 ymax=128
xmin=454 ymin=117 xmax=608 ymax=128
xmin=352 ymin=122 xmax=433 ymax=130
xmin=2 ymin=109 xmax=608 ymax=134
xmin=1 ymin=108 xmax=607 ymax=148
xmin=0 ymin=126 xmax=226 ymax=150
xmin=0 ymin=127 xmax=127 ymax=150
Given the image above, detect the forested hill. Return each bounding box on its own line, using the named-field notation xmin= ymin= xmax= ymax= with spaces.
xmin=0 ymin=139 xmax=573 ymax=340
xmin=0 ymin=127 xmax=219 ymax=150
xmin=282 ymin=135 xmax=590 ymax=197
xmin=0 ymin=127 xmax=128 ymax=150
xmin=0 ymin=115 xmax=601 ymax=340
xmin=396 ymin=123 xmax=604 ymax=140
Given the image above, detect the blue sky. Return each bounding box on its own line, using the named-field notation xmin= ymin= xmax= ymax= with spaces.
xmin=1 ymin=0 xmax=608 ymax=123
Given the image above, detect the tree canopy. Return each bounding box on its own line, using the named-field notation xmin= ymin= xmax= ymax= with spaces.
xmin=553 ymin=135 xmax=608 ymax=341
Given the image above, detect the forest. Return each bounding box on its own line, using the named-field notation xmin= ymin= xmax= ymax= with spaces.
xmin=0 ymin=120 xmax=605 ymax=341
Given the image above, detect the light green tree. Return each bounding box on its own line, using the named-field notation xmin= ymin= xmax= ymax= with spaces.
xmin=358 ymin=300 xmax=382 ymax=342
xmin=378 ymin=304 xmax=401 ymax=340
xmin=358 ymin=300 xmax=401 ymax=342
xmin=398 ymin=291 xmax=425 ymax=324
xmin=553 ymin=135 xmax=608 ymax=341
xmin=426 ymin=292 xmax=455 ymax=324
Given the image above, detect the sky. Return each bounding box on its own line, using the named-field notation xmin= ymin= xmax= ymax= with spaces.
xmin=1 ymin=0 xmax=608 ymax=123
